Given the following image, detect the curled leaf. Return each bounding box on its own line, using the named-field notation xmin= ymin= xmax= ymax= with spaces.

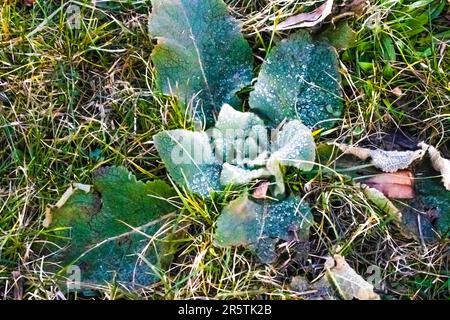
xmin=357 ymin=183 xmax=403 ymax=226
xmin=334 ymin=143 xmax=425 ymax=172
xmin=220 ymin=163 xmax=270 ymax=186
xmin=419 ymin=142 xmax=450 ymax=190
xmin=267 ymin=120 xmax=316 ymax=196
xmin=211 ymin=104 xmax=268 ymax=166
xmin=325 ymin=254 xmax=380 ymax=300
xmin=268 ymin=0 xmax=334 ymax=31
xmin=364 ymin=170 xmax=414 ymax=199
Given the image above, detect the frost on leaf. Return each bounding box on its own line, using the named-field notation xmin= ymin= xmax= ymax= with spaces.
xmin=47 ymin=166 xmax=177 ymax=287
xmin=154 ymin=129 xmax=222 ymax=198
xmin=249 ymin=31 xmax=343 ymax=129
xmin=220 ymin=163 xmax=270 ymax=186
xmin=325 ymin=254 xmax=380 ymax=300
xmin=212 ymin=104 xmax=268 ymax=167
xmin=267 ymin=120 xmax=316 ymax=196
xmin=334 ymin=143 xmax=425 ymax=173
xmin=214 ymin=194 xmax=313 ymax=263
xmin=149 ymin=0 xmax=253 ymax=127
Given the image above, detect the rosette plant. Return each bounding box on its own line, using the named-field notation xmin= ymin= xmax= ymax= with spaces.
xmin=150 ymin=0 xmax=343 ymax=262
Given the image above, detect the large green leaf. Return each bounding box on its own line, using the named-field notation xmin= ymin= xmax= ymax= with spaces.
xmin=249 ymin=31 xmax=343 ymax=129
xmin=154 ymin=129 xmax=222 ymax=197
xmin=215 ymin=194 xmax=313 ymax=263
xmin=149 ymin=0 xmax=253 ymax=127
xmin=48 ymin=166 xmax=177 ymax=287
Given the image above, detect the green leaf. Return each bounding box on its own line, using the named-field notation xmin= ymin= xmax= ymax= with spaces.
xmin=149 ymin=0 xmax=253 ymax=127
xmin=380 ymin=34 xmax=396 ymax=62
xmin=154 ymin=129 xmax=222 ymax=197
xmin=321 ymin=21 xmax=356 ymax=50
xmin=249 ymin=31 xmax=343 ymax=129
xmin=215 ymin=194 xmax=313 ymax=263
xmin=267 ymin=120 xmax=316 ymax=196
xmin=414 ymin=166 xmax=450 ymax=238
xmin=48 ymin=166 xmax=177 ymax=287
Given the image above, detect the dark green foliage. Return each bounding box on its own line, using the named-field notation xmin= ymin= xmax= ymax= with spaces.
xmin=49 ymin=166 xmax=177 ymax=287
xmin=249 ymin=32 xmax=343 ymax=129
xmin=149 ymin=0 xmax=253 ymax=127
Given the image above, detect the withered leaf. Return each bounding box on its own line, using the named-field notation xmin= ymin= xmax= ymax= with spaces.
xmin=325 ymin=254 xmax=380 ymax=300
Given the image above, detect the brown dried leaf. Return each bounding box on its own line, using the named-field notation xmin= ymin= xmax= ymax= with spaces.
xmin=268 ymin=0 xmax=334 ymax=31
xmin=12 ymin=271 xmax=23 ymax=300
xmin=325 ymin=254 xmax=380 ymax=300
xmin=24 ymin=0 xmax=35 ymax=7
xmin=334 ymin=142 xmax=425 ymax=172
xmin=252 ymin=181 xmax=270 ymax=199
xmin=419 ymin=142 xmax=450 ymax=190
xmin=364 ymin=170 xmax=414 ymax=199
xmin=342 ymin=0 xmax=369 ymax=16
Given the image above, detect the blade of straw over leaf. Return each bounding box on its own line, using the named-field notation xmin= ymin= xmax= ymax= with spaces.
xmin=149 ymin=0 xmax=253 ymax=127
xmin=249 ymin=31 xmax=343 ymax=129
xmin=325 ymin=254 xmax=380 ymax=300
xmin=215 ymin=194 xmax=313 ymax=263
xmin=267 ymin=120 xmax=316 ymax=196
xmin=267 ymin=0 xmax=334 ymax=31
xmin=154 ymin=129 xmax=222 ymax=197
xmin=47 ymin=166 xmax=177 ymax=287
xmin=356 ymin=183 xmax=403 ymax=226
xmin=334 ymin=143 xmax=425 ymax=172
